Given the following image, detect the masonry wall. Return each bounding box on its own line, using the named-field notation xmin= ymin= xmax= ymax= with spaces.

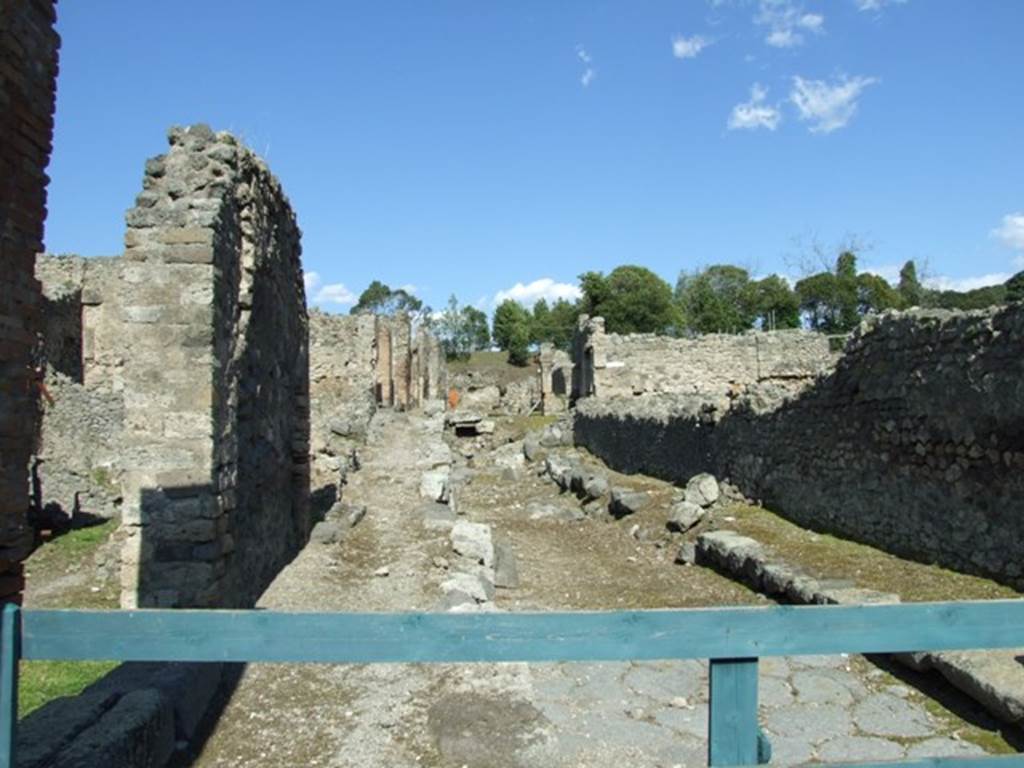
xmin=119 ymin=125 xmax=309 ymax=609
xmin=0 ymin=0 xmax=60 ymax=603
xmin=575 ymin=305 xmax=1024 ymax=589
xmin=33 ymin=256 xmax=125 ymax=523
xmin=573 ymin=315 xmax=836 ymax=403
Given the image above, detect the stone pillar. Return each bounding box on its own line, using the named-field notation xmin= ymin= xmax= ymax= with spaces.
xmin=0 ymin=0 xmax=60 ymax=604
xmin=375 ymin=317 xmax=393 ymax=406
xmin=391 ymin=313 xmax=412 ymax=410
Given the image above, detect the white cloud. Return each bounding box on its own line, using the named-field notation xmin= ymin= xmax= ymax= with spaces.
xmin=672 ymin=35 xmax=711 ymax=59
xmin=855 ymin=0 xmax=907 ymax=11
xmin=494 ymin=278 xmax=582 ymax=308
xmin=727 ymin=83 xmax=782 ymax=131
xmin=303 ymin=271 xmax=357 ymax=307
xmin=790 ymin=74 xmax=878 ymax=133
xmin=756 ymin=0 xmax=824 ymax=48
xmin=992 ymin=212 xmax=1024 ymax=253
xmin=925 ymin=273 xmax=1011 ymax=292
xmin=576 ymin=45 xmax=595 ymax=87
xmin=315 ymin=283 xmax=357 ymax=306
xmin=303 ymin=271 xmax=321 ymax=294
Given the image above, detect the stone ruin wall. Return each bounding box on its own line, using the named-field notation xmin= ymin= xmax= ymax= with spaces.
xmin=116 ymin=125 xmax=309 ymax=609
xmin=539 ymin=343 xmax=572 ymax=414
xmin=33 ymin=255 xmax=125 ymax=524
xmin=0 ymin=0 xmax=60 ymax=604
xmin=573 ymin=315 xmax=837 ymax=405
xmin=574 ymin=305 xmax=1024 ymax=589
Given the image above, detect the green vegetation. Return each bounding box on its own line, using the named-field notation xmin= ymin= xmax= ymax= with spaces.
xmin=29 ymin=518 xmax=117 ymax=568
xmin=350 ymin=280 xmax=425 ymax=318
xmin=725 ymin=503 xmax=1020 ymax=603
xmin=357 ymin=256 xmax=1018 ymax=363
xmin=433 ymin=295 xmax=490 ymax=361
xmin=579 ymin=265 xmax=680 ymax=334
xmin=20 ymin=519 xmax=121 ymax=718
xmin=20 ymin=660 xmax=118 ymax=719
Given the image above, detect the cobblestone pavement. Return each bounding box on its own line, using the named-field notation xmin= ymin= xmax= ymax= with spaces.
xmin=193 ymin=412 xmax=991 ymax=767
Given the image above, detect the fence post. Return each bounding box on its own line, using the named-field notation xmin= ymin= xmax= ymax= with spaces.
xmin=0 ymin=603 xmax=20 ymax=768
xmin=708 ymin=657 xmax=759 ymax=767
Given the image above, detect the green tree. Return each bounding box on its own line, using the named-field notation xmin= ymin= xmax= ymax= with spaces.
xmin=834 ymin=251 xmax=860 ymax=332
xmin=580 ymin=265 xmax=678 ymax=334
xmin=530 ymin=299 xmax=553 ymax=345
xmin=752 ymin=275 xmax=800 ymax=330
xmin=795 ymin=272 xmax=839 ymax=331
xmin=857 ymin=273 xmax=902 ymax=315
xmin=676 ymin=265 xmax=757 ymax=334
xmin=461 ymin=306 xmax=491 ymax=351
xmin=507 ymin=321 xmax=531 ymax=367
xmin=492 ymin=299 xmax=531 ymax=350
xmin=351 ymin=280 xmax=424 ymax=317
xmin=437 ymin=295 xmax=475 ymax=360
xmin=1006 ymin=271 xmax=1024 ymax=303
xmin=548 ymin=299 xmax=580 ymax=350
xmin=898 ymin=260 xmax=925 ymax=308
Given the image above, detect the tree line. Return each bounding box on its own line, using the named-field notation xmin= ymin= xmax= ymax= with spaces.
xmin=346 ymin=261 xmax=1024 ymax=365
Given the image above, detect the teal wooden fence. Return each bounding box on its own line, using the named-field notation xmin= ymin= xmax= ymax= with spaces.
xmin=4 ymin=600 xmax=1024 ymax=767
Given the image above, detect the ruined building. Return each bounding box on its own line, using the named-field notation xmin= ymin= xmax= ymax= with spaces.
xmin=30 ymin=127 xmax=447 ymax=609
xmin=572 ymin=307 xmax=1024 ymax=589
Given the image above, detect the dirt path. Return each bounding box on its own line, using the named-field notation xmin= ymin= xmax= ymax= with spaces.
xmin=192 ymin=412 xmax=993 ymax=767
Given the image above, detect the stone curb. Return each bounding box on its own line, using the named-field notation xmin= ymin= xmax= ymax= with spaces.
xmin=696 ymin=530 xmax=1024 ymax=727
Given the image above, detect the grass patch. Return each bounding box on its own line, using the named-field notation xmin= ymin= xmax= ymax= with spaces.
xmin=37 ymin=519 xmax=117 ymax=561
xmin=447 ymin=350 xmax=537 ymax=386
xmin=19 ymin=660 xmax=118 ymax=719
xmin=725 ymin=504 xmax=1020 ymax=603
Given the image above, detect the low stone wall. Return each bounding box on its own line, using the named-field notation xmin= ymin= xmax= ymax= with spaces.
xmin=575 ymin=305 xmax=1024 ymax=589
xmin=572 ymin=315 xmax=837 ymax=402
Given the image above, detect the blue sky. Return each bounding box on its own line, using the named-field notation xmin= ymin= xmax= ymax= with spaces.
xmin=47 ymin=1 xmax=1024 ymax=313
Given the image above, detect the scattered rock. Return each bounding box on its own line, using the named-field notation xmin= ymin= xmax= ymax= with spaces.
xmin=609 ymin=487 xmax=650 ymax=518
xmin=523 ymin=433 xmax=545 ymax=463
xmin=420 ymin=502 xmax=457 ymax=531
xmin=579 ymin=471 xmax=609 ymax=501
xmin=309 ymin=521 xmax=342 ymax=545
xmin=667 ymin=500 xmax=706 ymax=532
xmin=684 ymin=473 xmax=720 ymax=508
xmin=432 ymin=556 xmax=449 ymax=570
xmin=440 ymin=572 xmax=494 ymax=604
xmin=374 ymin=566 xmax=390 ymax=577
xmin=493 ymin=539 xmax=520 ymax=589
xmin=420 ymin=470 xmax=451 ymax=504
xmin=676 ymin=542 xmax=697 ymax=565
xmin=526 ymin=501 xmax=583 ymax=522
xmin=451 ymin=520 xmax=494 ymax=567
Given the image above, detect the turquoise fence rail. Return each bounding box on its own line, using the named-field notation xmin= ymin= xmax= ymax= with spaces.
xmin=4 ymin=600 xmax=1024 ymax=767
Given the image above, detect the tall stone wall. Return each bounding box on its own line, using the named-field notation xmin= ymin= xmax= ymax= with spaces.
xmin=119 ymin=125 xmax=309 ymax=609
xmin=573 ymin=315 xmax=837 ymax=403
xmin=575 ymin=305 xmax=1024 ymax=589
xmin=33 ymin=256 xmax=125 ymax=522
xmin=0 ymin=0 xmax=60 ymax=603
